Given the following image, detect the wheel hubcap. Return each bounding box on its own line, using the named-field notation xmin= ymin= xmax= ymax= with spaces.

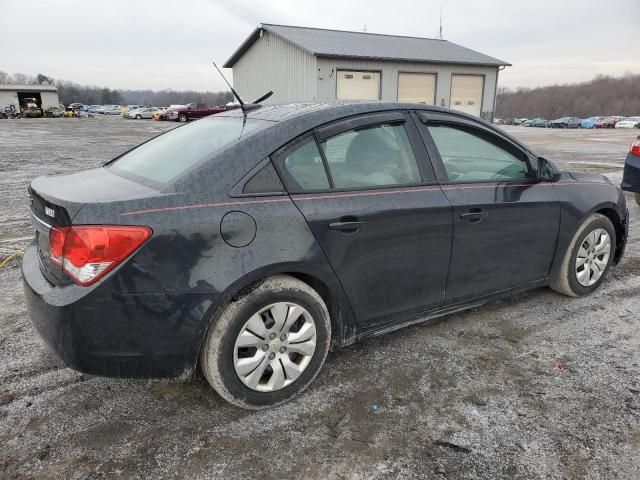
xmin=575 ymin=228 xmax=611 ymax=287
xmin=233 ymin=302 xmax=317 ymax=392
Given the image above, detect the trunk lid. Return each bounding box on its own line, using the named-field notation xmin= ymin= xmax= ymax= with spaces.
xmin=28 ymin=167 xmax=160 ymax=285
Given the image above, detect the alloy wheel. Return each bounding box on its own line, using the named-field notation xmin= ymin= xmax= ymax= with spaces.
xmin=575 ymin=228 xmax=611 ymax=286
xmin=233 ymin=302 xmax=317 ymax=392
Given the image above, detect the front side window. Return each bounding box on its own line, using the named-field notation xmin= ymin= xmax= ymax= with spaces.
xmin=321 ymin=123 xmax=421 ymax=188
xmin=427 ymin=124 xmax=529 ymax=183
xmin=108 ymin=116 xmax=269 ymax=184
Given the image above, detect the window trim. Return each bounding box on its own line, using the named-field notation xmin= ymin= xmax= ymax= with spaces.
xmin=229 ymin=157 xmax=287 ymax=198
xmin=416 ymin=114 xmax=535 ymax=185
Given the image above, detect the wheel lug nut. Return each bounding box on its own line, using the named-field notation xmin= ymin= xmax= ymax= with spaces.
xmin=269 ymin=333 xmax=276 ymax=340
xmin=280 ymin=334 xmax=287 ymax=341
xmin=279 ymin=347 xmax=286 ymax=354
xmin=261 ymin=344 xmax=269 ymax=352
xmin=268 ymin=352 xmax=275 ymax=360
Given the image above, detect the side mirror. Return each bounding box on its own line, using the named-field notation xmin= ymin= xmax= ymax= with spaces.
xmin=537 ymin=157 xmax=558 ymax=182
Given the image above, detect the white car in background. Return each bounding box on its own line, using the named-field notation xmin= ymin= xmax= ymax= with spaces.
xmin=102 ymin=105 xmax=122 ymax=115
xmin=124 ymin=107 xmax=161 ymax=119
xmin=615 ymin=117 xmax=640 ymax=129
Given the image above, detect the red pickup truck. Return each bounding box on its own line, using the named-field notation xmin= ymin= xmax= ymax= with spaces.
xmin=167 ymin=103 xmax=226 ymax=122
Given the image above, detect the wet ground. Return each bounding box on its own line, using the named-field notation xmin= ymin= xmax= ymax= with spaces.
xmin=1 ymin=117 xmax=639 ymax=479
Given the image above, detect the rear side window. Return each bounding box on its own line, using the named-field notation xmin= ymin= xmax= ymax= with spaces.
xmin=321 ymin=123 xmax=421 ymax=188
xmin=427 ymin=124 xmax=529 ymax=183
xmin=279 ymin=138 xmax=330 ymax=191
xmin=108 ymin=116 xmax=269 ymax=184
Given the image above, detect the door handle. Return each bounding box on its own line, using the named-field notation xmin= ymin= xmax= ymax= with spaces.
xmin=329 ymin=221 xmax=366 ymax=233
xmin=460 ymin=209 xmax=488 ymax=223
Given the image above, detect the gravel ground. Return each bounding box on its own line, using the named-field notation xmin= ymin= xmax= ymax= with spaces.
xmin=1 ymin=117 xmax=639 ymax=480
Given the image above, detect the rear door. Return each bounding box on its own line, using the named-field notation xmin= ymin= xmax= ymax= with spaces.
xmin=272 ymin=111 xmax=453 ymax=328
xmin=416 ymin=112 xmax=561 ymax=303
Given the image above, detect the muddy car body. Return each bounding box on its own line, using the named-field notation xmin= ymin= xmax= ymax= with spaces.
xmin=23 ymin=102 xmax=628 ymax=408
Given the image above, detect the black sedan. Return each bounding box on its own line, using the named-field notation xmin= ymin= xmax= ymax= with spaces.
xmin=23 ymin=102 xmax=629 ymax=409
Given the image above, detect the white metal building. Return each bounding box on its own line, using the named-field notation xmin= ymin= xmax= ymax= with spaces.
xmin=0 ymin=84 xmax=60 ymax=112
xmin=225 ymin=24 xmax=510 ymax=119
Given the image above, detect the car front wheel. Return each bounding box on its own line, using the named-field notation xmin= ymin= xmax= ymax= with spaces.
xmin=178 ymin=114 xmax=188 ymax=122
xmin=200 ymin=275 xmax=331 ymax=409
xmin=550 ymin=213 xmax=615 ymax=297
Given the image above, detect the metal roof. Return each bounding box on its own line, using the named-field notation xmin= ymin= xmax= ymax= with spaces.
xmin=0 ymin=84 xmax=58 ymax=92
xmin=224 ymin=24 xmax=510 ymax=68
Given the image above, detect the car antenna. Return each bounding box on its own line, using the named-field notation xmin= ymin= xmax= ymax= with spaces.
xmin=212 ymin=61 xmax=273 ymax=112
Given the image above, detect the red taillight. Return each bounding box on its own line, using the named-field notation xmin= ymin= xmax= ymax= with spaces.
xmin=631 ymin=137 xmax=640 ymax=157
xmin=48 ymin=225 xmax=152 ymax=286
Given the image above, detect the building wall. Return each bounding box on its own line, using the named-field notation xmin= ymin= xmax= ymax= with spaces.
xmin=40 ymin=91 xmax=60 ymax=110
xmin=232 ymin=30 xmax=317 ymax=104
xmin=316 ymin=57 xmax=499 ymax=119
xmin=0 ymin=91 xmax=20 ymax=109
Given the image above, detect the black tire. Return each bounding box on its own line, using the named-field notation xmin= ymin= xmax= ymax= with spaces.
xmin=200 ymin=275 xmax=331 ymax=409
xmin=178 ymin=114 xmax=188 ymax=122
xmin=136 ymin=114 xmax=142 ymax=120
xmin=550 ymin=213 xmax=616 ymax=297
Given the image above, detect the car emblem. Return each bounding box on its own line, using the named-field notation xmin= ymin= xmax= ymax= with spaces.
xmin=45 ymin=206 xmax=55 ymax=218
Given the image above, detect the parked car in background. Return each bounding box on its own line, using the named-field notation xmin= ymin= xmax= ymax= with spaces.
xmin=87 ymin=105 xmax=103 ymax=113
xmin=22 ymin=101 xmax=628 ymax=409
xmin=524 ymin=118 xmax=551 ymax=128
xmin=514 ymin=118 xmax=528 ymax=125
xmin=45 ymin=106 xmax=64 ymax=118
xmin=595 ymin=116 xmax=623 ymax=129
xmin=123 ymin=105 xmax=144 ymax=114
xmin=102 ymin=106 xmax=122 ymax=115
xmin=551 ymin=117 xmax=581 ymax=128
xmin=166 ymin=103 xmax=226 ymax=122
xmin=124 ymin=107 xmax=161 ymax=119
xmin=68 ymin=103 xmax=84 ymax=110
xmin=579 ymin=117 xmax=601 ymax=129
xmin=152 ymin=107 xmax=175 ymax=121
xmin=615 ymin=117 xmax=640 ymax=129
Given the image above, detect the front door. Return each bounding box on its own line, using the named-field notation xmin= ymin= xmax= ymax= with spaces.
xmin=272 ymin=112 xmax=453 ymax=327
xmin=417 ymin=113 xmax=561 ymax=303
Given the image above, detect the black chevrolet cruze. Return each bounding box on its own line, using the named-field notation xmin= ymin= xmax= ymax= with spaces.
xmin=23 ymin=102 xmax=629 ymax=408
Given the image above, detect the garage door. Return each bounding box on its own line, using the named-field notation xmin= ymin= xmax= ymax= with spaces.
xmin=336 ymin=70 xmax=381 ymax=100
xmin=450 ymin=75 xmax=484 ymax=117
xmin=397 ymin=73 xmax=436 ymax=104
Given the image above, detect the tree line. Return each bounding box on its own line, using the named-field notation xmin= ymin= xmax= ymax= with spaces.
xmin=0 ymin=71 xmax=232 ymax=107
xmin=496 ymin=73 xmax=640 ymax=119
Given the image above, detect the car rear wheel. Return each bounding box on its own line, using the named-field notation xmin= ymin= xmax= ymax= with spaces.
xmin=136 ymin=114 xmax=142 ymax=120
xmin=550 ymin=213 xmax=615 ymax=297
xmin=178 ymin=114 xmax=188 ymax=122
xmin=200 ymin=275 xmax=331 ymax=409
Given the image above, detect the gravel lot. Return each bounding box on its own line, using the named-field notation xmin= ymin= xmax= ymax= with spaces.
xmin=1 ymin=117 xmax=639 ymax=480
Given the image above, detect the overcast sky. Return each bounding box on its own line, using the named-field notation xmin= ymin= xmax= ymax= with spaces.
xmin=1 ymin=0 xmax=638 ymax=92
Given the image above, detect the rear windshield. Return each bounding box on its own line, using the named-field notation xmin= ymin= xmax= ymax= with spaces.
xmin=108 ymin=116 xmax=269 ymax=184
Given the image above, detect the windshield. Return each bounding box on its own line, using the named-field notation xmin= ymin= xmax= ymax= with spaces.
xmin=108 ymin=116 xmax=270 ymax=184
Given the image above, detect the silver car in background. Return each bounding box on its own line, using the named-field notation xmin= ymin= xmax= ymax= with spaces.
xmin=124 ymin=107 xmax=161 ymax=119
xmin=615 ymin=117 xmax=640 ymax=129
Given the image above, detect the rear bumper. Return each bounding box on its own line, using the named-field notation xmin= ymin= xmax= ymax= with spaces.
xmin=22 ymin=242 xmax=216 ymax=380
xmin=622 ymin=154 xmax=640 ymax=193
